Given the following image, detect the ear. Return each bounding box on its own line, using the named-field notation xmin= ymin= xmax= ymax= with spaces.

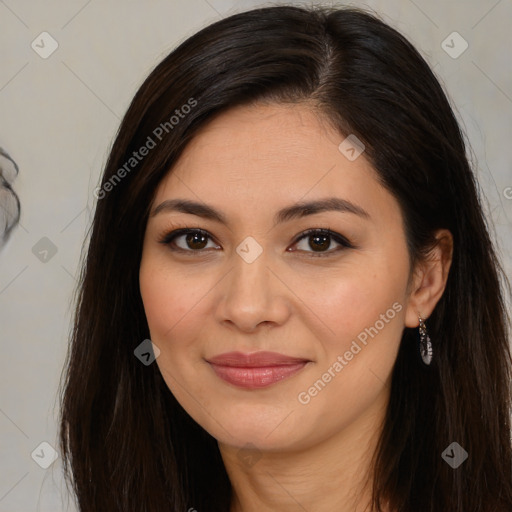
xmin=404 ymin=229 xmax=454 ymax=328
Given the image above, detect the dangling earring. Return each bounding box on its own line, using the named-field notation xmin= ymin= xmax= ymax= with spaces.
xmin=418 ymin=315 xmax=433 ymax=366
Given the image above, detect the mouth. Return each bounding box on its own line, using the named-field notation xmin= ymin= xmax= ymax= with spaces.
xmin=206 ymin=351 xmax=310 ymax=389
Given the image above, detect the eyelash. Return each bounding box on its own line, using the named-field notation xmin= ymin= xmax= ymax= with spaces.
xmin=157 ymin=224 xmax=354 ymax=258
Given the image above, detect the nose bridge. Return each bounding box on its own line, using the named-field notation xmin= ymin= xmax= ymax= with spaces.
xmin=230 ymin=234 xmax=270 ymax=298
xmin=218 ymin=234 xmax=288 ymax=330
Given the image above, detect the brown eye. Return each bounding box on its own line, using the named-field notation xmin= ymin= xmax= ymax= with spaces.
xmin=290 ymin=229 xmax=353 ymax=256
xmin=183 ymin=231 xmax=209 ymax=250
xmin=160 ymin=229 xmax=219 ymax=253
xmin=307 ymin=233 xmax=331 ymax=252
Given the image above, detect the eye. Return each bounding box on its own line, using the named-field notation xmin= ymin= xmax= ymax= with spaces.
xmin=158 ymin=228 xmax=220 ymax=253
xmin=158 ymin=226 xmax=353 ymax=257
xmin=289 ymin=228 xmax=353 ymax=257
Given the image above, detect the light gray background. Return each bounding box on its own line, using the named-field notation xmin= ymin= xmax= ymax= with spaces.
xmin=0 ymin=1 xmax=511 ymax=510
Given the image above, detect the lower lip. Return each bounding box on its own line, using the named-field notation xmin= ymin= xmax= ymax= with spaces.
xmin=208 ymin=362 xmax=308 ymax=389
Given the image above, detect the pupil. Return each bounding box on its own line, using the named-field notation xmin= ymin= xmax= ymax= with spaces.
xmin=311 ymin=234 xmax=329 ymax=251
xmin=187 ymin=232 xmax=207 ymax=250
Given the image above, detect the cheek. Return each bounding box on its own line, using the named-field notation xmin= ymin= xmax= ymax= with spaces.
xmin=139 ymin=254 xmax=217 ymax=358
xmin=139 ymin=257 xmax=210 ymax=402
xmin=139 ymin=252 xmax=184 ymax=338
xmin=312 ymin=263 xmax=407 ymax=349
xmin=293 ymin=267 xmax=406 ymax=435
xmin=139 ymin=268 xmax=177 ymax=337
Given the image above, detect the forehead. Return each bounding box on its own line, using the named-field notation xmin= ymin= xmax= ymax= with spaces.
xmin=150 ymin=102 xmax=399 ymax=229
xmin=156 ymin=103 xmax=373 ymax=185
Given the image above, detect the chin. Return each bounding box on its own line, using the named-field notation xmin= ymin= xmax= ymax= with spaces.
xmin=198 ymin=403 xmax=308 ymax=451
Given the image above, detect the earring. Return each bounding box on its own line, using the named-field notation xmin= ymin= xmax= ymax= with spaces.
xmin=418 ymin=315 xmax=433 ymax=366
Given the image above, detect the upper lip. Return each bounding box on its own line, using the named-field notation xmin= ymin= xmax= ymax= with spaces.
xmin=207 ymin=351 xmax=309 ymax=367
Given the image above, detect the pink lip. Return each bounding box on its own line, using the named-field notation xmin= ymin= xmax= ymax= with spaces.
xmin=206 ymin=351 xmax=309 ymax=389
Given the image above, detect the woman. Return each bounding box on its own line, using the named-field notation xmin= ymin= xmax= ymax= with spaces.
xmin=59 ymin=5 xmax=512 ymax=511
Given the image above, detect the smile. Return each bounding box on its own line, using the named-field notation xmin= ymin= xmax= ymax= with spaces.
xmin=206 ymin=351 xmax=310 ymax=389
xmin=208 ymin=362 xmax=308 ymax=389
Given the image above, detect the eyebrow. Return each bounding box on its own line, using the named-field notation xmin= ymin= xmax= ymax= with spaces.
xmin=150 ymin=197 xmax=370 ymax=225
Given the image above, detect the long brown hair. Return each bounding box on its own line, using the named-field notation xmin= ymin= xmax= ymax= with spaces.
xmin=59 ymin=5 xmax=512 ymax=511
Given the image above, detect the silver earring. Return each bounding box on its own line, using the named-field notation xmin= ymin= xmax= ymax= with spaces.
xmin=418 ymin=315 xmax=433 ymax=366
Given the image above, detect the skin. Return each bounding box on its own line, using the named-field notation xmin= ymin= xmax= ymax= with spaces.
xmin=139 ymin=102 xmax=453 ymax=512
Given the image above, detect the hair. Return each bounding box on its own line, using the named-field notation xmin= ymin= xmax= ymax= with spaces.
xmin=58 ymin=5 xmax=512 ymax=512
xmin=0 ymin=147 xmax=20 ymax=247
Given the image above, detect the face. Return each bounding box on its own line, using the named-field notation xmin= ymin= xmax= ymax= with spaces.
xmin=139 ymin=102 xmax=412 ymax=453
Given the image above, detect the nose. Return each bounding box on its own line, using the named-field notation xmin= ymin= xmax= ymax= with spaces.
xmin=215 ymin=243 xmax=291 ymax=333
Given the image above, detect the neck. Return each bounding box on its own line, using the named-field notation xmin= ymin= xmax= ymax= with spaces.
xmin=220 ymin=392 xmax=389 ymax=512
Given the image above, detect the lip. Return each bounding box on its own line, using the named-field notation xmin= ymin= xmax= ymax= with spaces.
xmin=206 ymin=351 xmax=310 ymax=389
xmin=207 ymin=351 xmax=309 ymax=367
